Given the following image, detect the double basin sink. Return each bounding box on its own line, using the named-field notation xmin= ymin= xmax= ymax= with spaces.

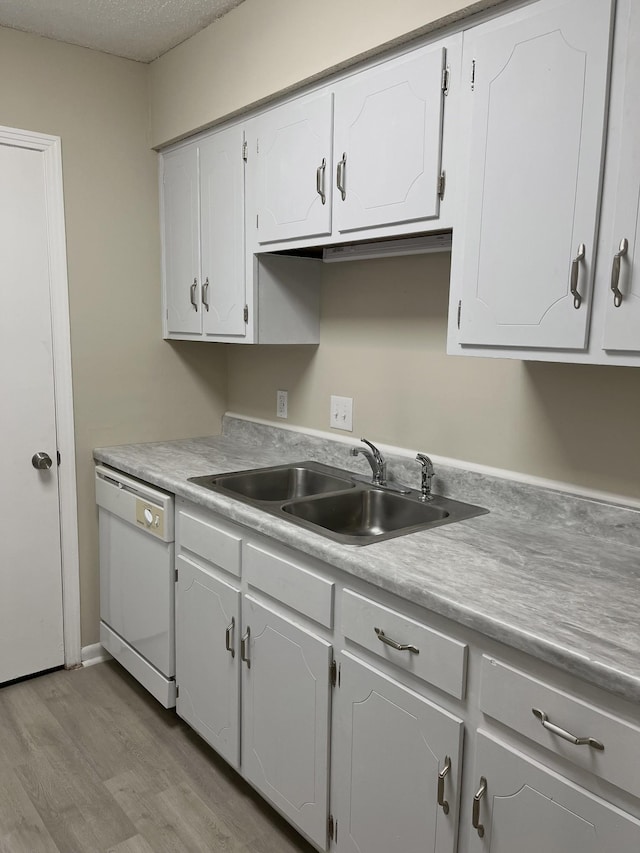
xmin=189 ymin=461 xmax=487 ymax=546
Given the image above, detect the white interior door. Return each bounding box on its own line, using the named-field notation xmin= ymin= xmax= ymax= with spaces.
xmin=0 ymin=142 xmax=65 ymax=683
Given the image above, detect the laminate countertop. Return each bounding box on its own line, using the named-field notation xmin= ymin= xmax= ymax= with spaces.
xmin=94 ymin=417 xmax=640 ymax=705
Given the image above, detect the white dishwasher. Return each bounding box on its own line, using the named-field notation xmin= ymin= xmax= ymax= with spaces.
xmin=96 ymin=465 xmax=176 ymax=708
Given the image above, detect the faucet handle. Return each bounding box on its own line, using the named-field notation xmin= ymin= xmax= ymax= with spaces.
xmin=360 ymin=438 xmax=385 ymax=464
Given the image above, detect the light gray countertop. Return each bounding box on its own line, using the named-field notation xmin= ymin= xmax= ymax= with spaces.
xmin=94 ymin=417 xmax=640 ymax=705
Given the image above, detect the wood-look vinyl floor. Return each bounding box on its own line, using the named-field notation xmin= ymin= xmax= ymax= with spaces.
xmin=0 ymin=662 xmax=315 ymax=853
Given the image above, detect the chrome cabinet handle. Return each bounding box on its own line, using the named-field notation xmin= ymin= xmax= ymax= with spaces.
xmin=570 ymin=243 xmax=586 ymax=309
xmin=532 ymin=708 xmax=604 ymax=750
xmin=316 ymin=158 xmax=326 ymax=205
xmin=241 ymin=627 xmax=250 ymax=668
xmin=202 ymin=277 xmax=210 ymax=312
xmin=374 ymin=627 xmax=419 ymax=654
xmin=190 ymin=278 xmax=198 ymax=311
xmin=337 ymin=152 xmax=347 ymax=201
xmin=225 ymin=617 xmax=235 ymax=658
xmin=472 ymin=776 xmax=487 ymax=838
xmin=437 ymin=755 xmax=451 ymax=814
xmin=610 ymin=238 xmax=628 ymax=308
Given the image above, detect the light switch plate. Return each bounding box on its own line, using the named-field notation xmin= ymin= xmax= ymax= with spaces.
xmin=330 ymin=395 xmax=353 ymax=431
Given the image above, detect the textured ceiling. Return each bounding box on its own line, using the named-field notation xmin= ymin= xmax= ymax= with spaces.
xmin=0 ymin=0 xmax=247 ymax=62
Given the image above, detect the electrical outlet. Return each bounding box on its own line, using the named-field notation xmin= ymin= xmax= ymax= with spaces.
xmin=330 ymin=395 xmax=353 ymax=431
xmin=276 ymin=389 xmax=288 ymax=419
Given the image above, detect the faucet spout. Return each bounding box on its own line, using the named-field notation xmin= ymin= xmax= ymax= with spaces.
xmin=352 ymin=438 xmax=387 ymax=485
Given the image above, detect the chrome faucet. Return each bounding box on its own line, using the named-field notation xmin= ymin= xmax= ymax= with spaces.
xmin=351 ymin=438 xmax=387 ymax=486
xmin=415 ymin=453 xmax=434 ymax=501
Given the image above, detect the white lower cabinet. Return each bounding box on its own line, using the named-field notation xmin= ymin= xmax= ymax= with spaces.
xmin=332 ymin=653 xmax=463 ymax=853
xmin=241 ymin=595 xmax=332 ymax=849
xmin=175 ymin=554 xmax=241 ymax=769
xmin=174 ymin=501 xmax=640 ymax=853
xmin=470 ymin=733 xmax=640 ymax=853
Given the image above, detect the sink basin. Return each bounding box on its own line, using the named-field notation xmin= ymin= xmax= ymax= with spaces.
xmin=189 ymin=462 xmax=354 ymax=503
xmin=189 ymin=461 xmax=487 ymax=545
xmin=282 ymin=489 xmax=454 ymax=544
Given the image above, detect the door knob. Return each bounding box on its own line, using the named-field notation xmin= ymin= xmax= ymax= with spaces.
xmin=32 ymin=452 xmax=53 ymax=470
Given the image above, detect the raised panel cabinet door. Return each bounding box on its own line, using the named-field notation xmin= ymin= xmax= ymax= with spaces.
xmin=332 ymin=653 xmax=463 ymax=853
xmin=175 ymin=555 xmax=241 ymax=769
xmin=162 ymin=144 xmax=201 ymax=335
xmin=457 ymin=0 xmax=613 ymax=349
xmin=333 ymin=43 xmax=446 ymax=234
xmin=470 ymin=732 xmax=640 ymax=853
xmin=255 ymin=91 xmax=333 ymax=244
xmin=200 ymin=127 xmax=247 ymax=338
xmin=241 ymin=595 xmax=332 ymax=850
xmin=602 ymin=0 xmax=640 ymax=352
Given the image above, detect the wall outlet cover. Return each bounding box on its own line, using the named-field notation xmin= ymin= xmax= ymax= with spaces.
xmin=276 ymin=389 xmax=288 ymax=419
xmin=330 ymin=395 xmax=353 ymax=431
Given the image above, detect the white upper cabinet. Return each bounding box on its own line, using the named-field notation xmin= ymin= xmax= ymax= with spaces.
xmin=255 ymin=91 xmax=333 ymax=244
xmin=601 ymin=0 xmax=640 ymax=353
xmin=161 ymin=123 xmax=247 ymax=342
xmin=162 ymin=145 xmax=200 ymax=336
xmin=454 ymin=0 xmax=613 ymax=350
xmin=333 ymin=44 xmax=446 ymax=235
xmin=199 ymin=126 xmax=246 ymax=336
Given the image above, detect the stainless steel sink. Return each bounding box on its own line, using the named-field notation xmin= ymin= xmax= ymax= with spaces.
xmin=189 ymin=461 xmax=488 ymax=546
xmin=189 ymin=461 xmax=355 ymax=503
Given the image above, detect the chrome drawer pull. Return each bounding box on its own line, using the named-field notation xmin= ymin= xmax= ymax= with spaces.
xmin=241 ymin=627 xmax=251 ymax=668
xmin=472 ymin=776 xmax=487 ymax=838
xmin=190 ymin=278 xmax=198 ymax=311
xmin=570 ymin=243 xmax=586 ymax=309
xmin=316 ymin=158 xmax=326 ymax=204
xmin=202 ymin=277 xmax=210 ymax=312
xmin=610 ymin=237 xmax=628 ymax=308
xmin=374 ymin=627 xmax=419 ymax=654
xmin=532 ymin=708 xmax=604 ymax=750
xmin=225 ymin=617 xmax=235 ymax=658
xmin=437 ymin=755 xmax=451 ymax=814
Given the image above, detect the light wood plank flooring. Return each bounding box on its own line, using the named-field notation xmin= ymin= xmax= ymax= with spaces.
xmin=0 ymin=662 xmax=315 ymax=853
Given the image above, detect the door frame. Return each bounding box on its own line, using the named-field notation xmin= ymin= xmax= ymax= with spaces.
xmin=1 ymin=125 xmax=81 ymax=669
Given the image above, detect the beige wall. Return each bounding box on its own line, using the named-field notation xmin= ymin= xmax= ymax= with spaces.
xmin=0 ymin=27 xmax=227 ymax=645
xmin=149 ymin=0 xmax=501 ymax=146
xmin=228 ymin=255 xmax=640 ymax=501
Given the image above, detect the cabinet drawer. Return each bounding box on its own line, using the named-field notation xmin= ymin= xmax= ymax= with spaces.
xmin=244 ymin=543 xmax=334 ymax=627
xmin=178 ymin=509 xmax=242 ymax=577
xmin=480 ymin=655 xmax=640 ymax=797
xmin=341 ymin=589 xmax=467 ymax=699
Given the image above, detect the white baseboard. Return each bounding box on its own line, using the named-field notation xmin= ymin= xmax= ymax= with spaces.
xmin=81 ymin=642 xmax=112 ymax=667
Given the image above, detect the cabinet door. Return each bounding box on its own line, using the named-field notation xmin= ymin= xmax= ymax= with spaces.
xmin=333 ymin=653 xmax=463 ymax=853
xmin=457 ymin=0 xmax=613 ymax=349
xmin=175 ymin=555 xmax=241 ymax=769
xmin=470 ymin=732 xmax=640 ymax=853
xmin=602 ymin=0 xmax=640 ymax=352
xmin=333 ymin=44 xmax=446 ymax=235
xmin=161 ymin=145 xmax=201 ymax=336
xmin=199 ymin=127 xmax=246 ymax=338
xmin=255 ymin=91 xmax=333 ymax=244
xmin=241 ymin=595 xmax=332 ymax=850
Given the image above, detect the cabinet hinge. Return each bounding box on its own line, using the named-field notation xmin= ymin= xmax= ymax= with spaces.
xmin=471 ymin=59 xmax=476 ymax=90
xmin=256 ymin=213 xmax=259 ymax=229
xmin=56 ymin=450 xmax=61 ymax=466
xmin=176 ymin=685 xmax=179 ymax=698
xmin=438 ymin=171 xmax=446 ymax=201
xmin=242 ymin=140 xmax=248 ymax=162
xmin=328 ymin=814 xmax=337 ymax=842
xmin=330 ymin=659 xmax=337 ymax=687
xmin=174 ymin=567 xmax=178 ymax=583
xmin=442 ymin=65 xmax=450 ymax=96
xmin=243 ymin=305 xmax=249 ymax=324
xmin=457 ymin=300 xmax=462 ymax=330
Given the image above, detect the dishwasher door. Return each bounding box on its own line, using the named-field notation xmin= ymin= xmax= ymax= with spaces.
xmin=96 ymin=466 xmax=175 ymax=706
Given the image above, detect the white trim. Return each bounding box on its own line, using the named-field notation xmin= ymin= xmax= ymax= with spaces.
xmin=82 ymin=643 xmax=112 ymax=667
xmin=225 ymin=411 xmax=640 ymax=510
xmin=0 ymin=126 xmax=82 ymax=668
